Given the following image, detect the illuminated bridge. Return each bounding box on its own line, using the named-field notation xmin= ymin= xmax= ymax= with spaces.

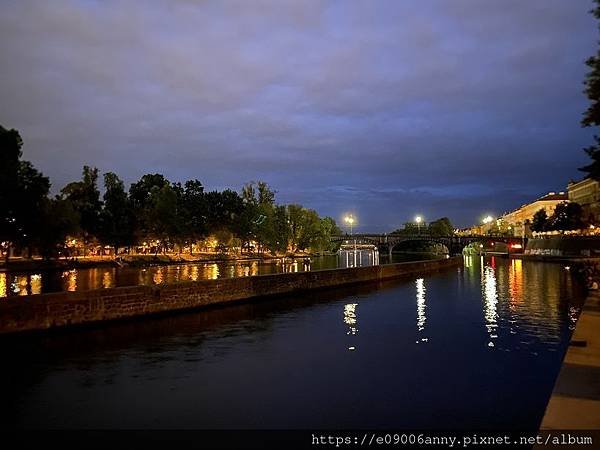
xmin=330 ymin=234 xmax=526 ymax=257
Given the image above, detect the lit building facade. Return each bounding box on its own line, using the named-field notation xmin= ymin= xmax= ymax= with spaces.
xmin=500 ymin=192 xmax=568 ymax=236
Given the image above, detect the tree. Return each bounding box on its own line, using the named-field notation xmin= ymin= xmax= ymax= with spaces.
xmin=0 ymin=126 xmax=22 ymax=250
xmin=240 ymin=181 xmax=277 ymax=254
xmin=580 ymin=1 xmax=600 ymax=178
xmin=98 ymin=172 xmax=134 ymax=253
xmin=35 ymin=197 xmax=79 ymax=259
xmin=181 ymin=179 xmax=207 ymax=249
xmin=287 ymin=205 xmax=323 ymax=252
xmin=129 ymin=173 xmax=170 ymax=243
xmin=61 ymin=166 xmax=102 ymax=251
xmin=147 ymin=184 xmax=182 ymax=253
xmin=392 ymin=222 xmax=420 ymax=235
xmin=546 ymin=202 xmax=584 ymax=231
xmin=205 ymin=189 xmax=245 ymax=236
xmin=531 ymin=209 xmax=548 ymax=232
xmin=14 ymin=161 xmax=51 ymax=257
xmin=428 ymin=217 xmax=453 ymax=236
xmin=0 ymin=126 xmax=51 ymax=259
xmin=313 ymin=216 xmax=342 ymax=252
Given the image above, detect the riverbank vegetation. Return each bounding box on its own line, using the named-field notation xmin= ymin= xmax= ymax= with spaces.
xmin=0 ymin=126 xmax=341 ymax=261
xmin=531 ymin=203 xmax=584 ymax=233
xmin=392 ymin=217 xmax=454 ymax=236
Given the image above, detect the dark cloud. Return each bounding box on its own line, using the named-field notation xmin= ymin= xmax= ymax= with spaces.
xmin=0 ymin=0 xmax=596 ymax=230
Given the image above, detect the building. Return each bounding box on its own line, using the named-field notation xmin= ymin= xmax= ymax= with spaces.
xmin=567 ymin=178 xmax=600 ymax=224
xmin=500 ymin=191 xmax=568 ymax=236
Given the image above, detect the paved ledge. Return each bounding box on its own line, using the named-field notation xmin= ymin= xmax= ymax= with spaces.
xmin=0 ymin=256 xmax=462 ymax=335
xmin=539 ymin=291 xmax=600 ymax=430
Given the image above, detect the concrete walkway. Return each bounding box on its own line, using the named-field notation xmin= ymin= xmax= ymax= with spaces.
xmin=539 ymin=291 xmax=600 ymax=429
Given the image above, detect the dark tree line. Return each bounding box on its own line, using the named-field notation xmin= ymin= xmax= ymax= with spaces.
xmin=581 ymin=0 xmax=600 ymax=178
xmin=530 ymin=203 xmax=584 ymax=232
xmin=0 ymin=126 xmax=340 ymax=260
xmin=392 ymin=217 xmax=454 ymax=236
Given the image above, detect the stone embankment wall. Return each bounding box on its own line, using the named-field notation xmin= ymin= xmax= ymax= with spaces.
xmin=525 ymin=237 xmax=600 ymax=257
xmin=0 ymin=257 xmax=462 ymax=335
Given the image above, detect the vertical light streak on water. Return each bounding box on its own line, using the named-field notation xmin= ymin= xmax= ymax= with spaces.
xmin=482 ymin=264 xmax=499 ymax=347
xmin=152 ymin=267 xmax=163 ymax=285
xmin=64 ymin=269 xmax=77 ymax=292
xmin=0 ymin=272 xmax=6 ymax=297
xmin=416 ymin=278 xmax=428 ymax=343
xmin=207 ymin=263 xmax=219 ymax=280
xmin=344 ymin=302 xmax=358 ymax=351
xmin=101 ymin=271 xmax=111 ymax=289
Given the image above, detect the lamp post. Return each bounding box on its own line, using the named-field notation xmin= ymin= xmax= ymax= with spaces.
xmin=482 ymin=215 xmax=494 ymax=235
xmin=344 ymin=215 xmax=357 ymax=267
xmin=415 ymin=215 xmax=423 ymax=235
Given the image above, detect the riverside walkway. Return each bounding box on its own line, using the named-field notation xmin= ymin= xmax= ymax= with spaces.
xmin=539 ymin=290 xmax=600 ymax=429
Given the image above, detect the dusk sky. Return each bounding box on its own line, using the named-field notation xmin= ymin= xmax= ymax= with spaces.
xmin=1 ymin=0 xmax=597 ymax=231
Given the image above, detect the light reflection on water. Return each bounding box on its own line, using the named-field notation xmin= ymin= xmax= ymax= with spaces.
xmin=416 ymin=278 xmax=427 ymax=343
xmin=0 ymin=257 xmax=338 ymax=298
xmin=0 ymin=251 xmax=432 ymax=298
xmin=464 ymin=256 xmax=578 ymax=353
xmin=1 ymin=256 xmax=585 ymax=430
xmin=1 ymin=253 xmax=392 ymax=298
xmin=482 ymin=262 xmax=499 ymax=346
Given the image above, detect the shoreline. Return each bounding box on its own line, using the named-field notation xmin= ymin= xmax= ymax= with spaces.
xmin=538 ymin=280 xmax=600 ymax=430
xmin=0 ymin=256 xmax=462 ymax=335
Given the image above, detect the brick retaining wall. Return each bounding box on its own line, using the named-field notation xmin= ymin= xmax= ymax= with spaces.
xmin=0 ymin=256 xmax=462 ymax=335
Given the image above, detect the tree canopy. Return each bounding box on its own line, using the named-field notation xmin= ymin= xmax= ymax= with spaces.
xmin=580 ymin=0 xmax=600 ymax=179
xmin=0 ymin=125 xmax=341 ymax=258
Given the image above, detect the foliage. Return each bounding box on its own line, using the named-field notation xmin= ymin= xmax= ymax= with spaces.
xmin=98 ymin=172 xmax=134 ymax=251
xmin=546 ymin=202 xmax=584 ymax=231
xmin=428 ymin=217 xmax=453 ymax=236
xmin=35 ymin=197 xmax=80 ymax=258
xmin=0 ymin=126 xmax=341 ymax=258
xmin=181 ymin=179 xmax=207 ymax=244
xmin=0 ymin=126 xmax=51 ymax=258
xmin=0 ymin=126 xmax=23 ymax=245
xmin=392 ymin=218 xmax=454 ymax=236
xmin=531 ymin=209 xmax=548 ymax=232
xmin=61 ymin=166 xmax=102 ymax=245
xmin=580 ymin=1 xmax=600 ymax=179
xmin=129 ymin=173 xmax=170 ymax=239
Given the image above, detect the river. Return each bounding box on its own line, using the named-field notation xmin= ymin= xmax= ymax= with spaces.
xmin=0 ymin=255 xmax=584 ymax=430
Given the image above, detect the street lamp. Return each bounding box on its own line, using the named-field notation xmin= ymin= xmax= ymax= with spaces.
xmin=482 ymin=215 xmax=494 ymax=236
xmin=344 ymin=215 xmax=355 ymax=235
xmin=344 ymin=215 xmax=357 ymax=266
xmin=415 ymin=215 xmax=423 ymax=234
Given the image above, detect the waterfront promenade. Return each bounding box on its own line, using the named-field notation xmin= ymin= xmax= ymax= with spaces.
xmin=539 ymin=290 xmax=600 ymax=430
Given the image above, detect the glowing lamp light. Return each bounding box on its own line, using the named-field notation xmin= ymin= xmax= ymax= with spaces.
xmin=511 ymin=243 xmax=523 ymax=249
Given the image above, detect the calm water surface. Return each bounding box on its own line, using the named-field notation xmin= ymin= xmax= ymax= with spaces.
xmin=1 ymin=256 xmax=583 ymax=430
